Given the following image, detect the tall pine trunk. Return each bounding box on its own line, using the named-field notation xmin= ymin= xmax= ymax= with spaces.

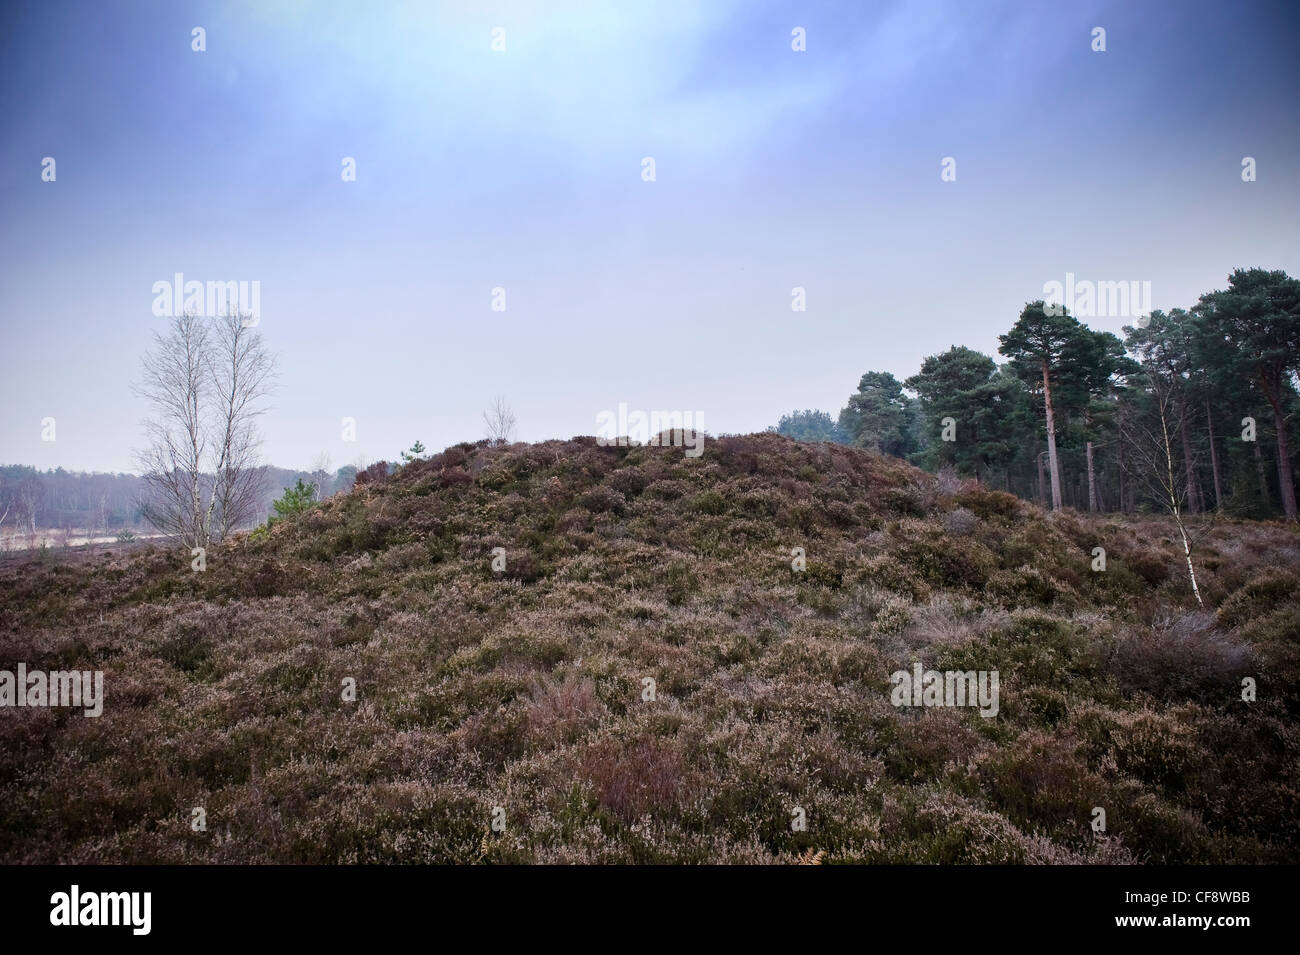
xmin=1255 ymin=441 xmax=1271 ymax=508
xmin=1178 ymin=401 xmax=1200 ymax=513
xmin=1041 ymin=359 xmax=1063 ymax=510
xmin=1265 ymin=385 xmax=1298 ymax=522
xmin=1086 ymin=440 xmax=1098 ymax=512
xmin=1117 ymin=416 xmax=1130 ymax=512
xmin=1205 ymin=399 xmax=1223 ymax=512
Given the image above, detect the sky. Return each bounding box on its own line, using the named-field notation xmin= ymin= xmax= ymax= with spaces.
xmin=1 ymin=0 xmax=1298 ymax=473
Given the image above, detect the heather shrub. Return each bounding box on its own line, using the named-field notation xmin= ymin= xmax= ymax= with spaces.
xmin=955 ymin=485 xmax=1022 ymax=523
xmin=737 ymin=489 xmax=781 ymax=519
xmin=322 ymin=782 xmax=486 ymax=864
xmin=1216 ymin=568 xmax=1300 ymax=629
xmin=1106 ymin=788 xmax=1211 ymax=863
xmin=1002 ymin=521 xmax=1070 ymax=572
xmin=885 ymin=710 xmax=985 ymax=782
xmin=606 ymin=466 xmax=648 ymax=497
xmin=579 ymin=486 xmax=624 ymax=514
xmin=879 ymin=791 xmax=1041 ymax=864
xmin=886 ymin=482 xmax=935 ymax=517
xmin=645 ymin=479 xmax=688 ymax=501
xmin=1007 ymin=685 xmax=1070 ymax=727
xmin=691 ymin=490 xmax=727 ymax=516
xmin=896 ymin=532 xmax=995 ymax=590
xmin=871 ymin=592 xmax=914 ymax=635
xmin=1235 ymin=606 xmax=1300 ymax=712
xmin=942 ymin=507 xmax=979 ymax=537
xmin=977 ymin=731 xmax=1100 ymax=842
xmin=249 ymin=558 xmax=286 ymax=597
xmin=899 ymin=599 xmax=1003 ymax=653
xmin=578 ymin=735 xmax=684 ymax=824
xmin=857 ymin=553 xmax=931 ymax=601
xmin=354 ymin=461 xmax=390 ymax=486
xmin=526 ymin=671 xmax=604 ymax=745
xmin=1108 ymin=710 xmax=1198 ymax=793
xmin=152 ymin=627 xmax=215 ymax=676
xmin=374 ymin=542 xmax=428 ymax=572
xmin=1122 ymin=546 xmax=1172 ymax=586
xmin=665 ymin=560 xmax=698 ymax=606
xmin=3 ymin=432 xmax=1297 ymax=864
xmin=933 ymin=468 xmax=963 ymax=496
xmin=453 ymin=706 xmax=530 ymax=767
xmin=439 ymin=466 xmax=472 ymax=487
xmin=803 ymin=560 xmax=843 ymax=589
xmin=1102 ymin=612 xmax=1251 ymax=703
xmin=987 ymin=565 xmax=1061 ymax=609
xmin=945 ymin=611 xmax=1098 ymax=690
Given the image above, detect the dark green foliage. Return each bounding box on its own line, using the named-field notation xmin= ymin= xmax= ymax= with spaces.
xmin=837 ymin=371 xmax=922 ymax=457
xmin=271 ymin=478 xmax=317 ymax=522
xmin=399 ymin=441 xmax=427 ymax=465
xmin=772 ymin=409 xmax=845 ymax=444
xmin=905 ymin=346 xmax=1021 ymax=481
xmin=772 ymin=268 xmax=1299 ymax=522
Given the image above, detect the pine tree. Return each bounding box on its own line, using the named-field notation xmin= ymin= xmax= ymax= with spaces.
xmin=400 ymin=441 xmax=427 ymax=465
xmin=837 ymin=371 xmax=919 ymax=458
xmin=998 ymin=302 xmax=1095 ymax=510
xmin=1195 ymin=269 xmax=1300 ymax=522
xmin=905 ymin=346 xmax=1017 ymax=483
xmin=271 ymin=478 xmax=317 ymax=522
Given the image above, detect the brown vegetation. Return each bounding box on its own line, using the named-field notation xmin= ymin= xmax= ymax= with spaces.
xmin=1 ymin=433 xmax=1297 ymax=863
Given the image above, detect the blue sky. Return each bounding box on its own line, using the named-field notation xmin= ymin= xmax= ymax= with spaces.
xmin=2 ymin=0 xmax=1298 ymax=472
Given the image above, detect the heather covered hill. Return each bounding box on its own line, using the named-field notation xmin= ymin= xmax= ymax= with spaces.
xmin=1 ymin=433 xmax=1298 ymax=863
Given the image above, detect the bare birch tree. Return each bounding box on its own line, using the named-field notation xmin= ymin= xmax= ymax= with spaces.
xmin=483 ymin=396 xmax=517 ymax=446
xmin=16 ymin=477 xmax=40 ymax=548
xmin=135 ymin=309 xmax=275 ymax=548
xmin=1119 ymin=371 xmax=1205 ymax=607
xmin=206 ymin=310 xmax=276 ymax=540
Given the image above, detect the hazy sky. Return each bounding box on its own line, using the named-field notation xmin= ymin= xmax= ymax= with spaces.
xmin=2 ymin=0 xmax=1298 ymax=473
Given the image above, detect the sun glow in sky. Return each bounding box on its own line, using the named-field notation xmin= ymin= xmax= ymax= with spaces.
xmin=2 ymin=0 xmax=1298 ymax=472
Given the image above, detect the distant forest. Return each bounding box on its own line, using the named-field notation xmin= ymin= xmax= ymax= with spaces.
xmin=0 ymin=463 xmax=358 ymax=539
xmin=774 ymin=268 xmax=1300 ymax=522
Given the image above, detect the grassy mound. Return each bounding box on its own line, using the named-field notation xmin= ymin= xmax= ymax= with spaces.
xmin=2 ymin=433 xmax=1297 ymax=863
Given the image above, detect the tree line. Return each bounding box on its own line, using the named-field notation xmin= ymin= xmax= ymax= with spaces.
xmin=0 ymin=465 xmax=145 ymax=542
xmin=0 ymin=462 xmax=357 ymax=546
xmin=6 ymin=300 xmax=518 ymax=551
xmin=774 ymin=268 xmax=1300 ymax=524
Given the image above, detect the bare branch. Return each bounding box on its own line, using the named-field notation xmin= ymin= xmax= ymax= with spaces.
xmin=483 ymin=396 xmax=517 ymax=447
